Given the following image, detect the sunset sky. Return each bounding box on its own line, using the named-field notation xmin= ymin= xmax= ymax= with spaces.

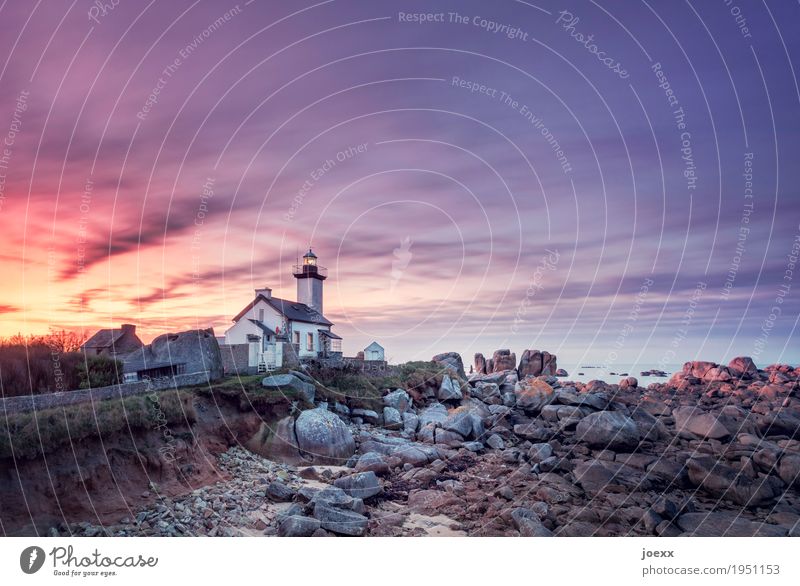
xmin=0 ymin=0 xmax=798 ymax=366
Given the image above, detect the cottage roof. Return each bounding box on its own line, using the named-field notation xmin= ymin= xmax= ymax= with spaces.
xmin=232 ymin=294 xmax=333 ymax=326
xmin=248 ymin=319 xmax=277 ymax=337
xmin=364 ymin=341 xmax=383 ymax=352
xmin=81 ymin=328 xmax=128 ymax=349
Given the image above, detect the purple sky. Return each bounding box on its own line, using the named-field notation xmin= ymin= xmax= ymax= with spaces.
xmin=0 ymin=0 xmax=798 ymax=367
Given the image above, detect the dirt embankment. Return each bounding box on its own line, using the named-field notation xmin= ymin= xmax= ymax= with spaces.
xmin=0 ymin=390 xmax=290 ymax=536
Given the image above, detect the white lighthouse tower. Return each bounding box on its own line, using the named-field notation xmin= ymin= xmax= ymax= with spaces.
xmin=293 ymin=248 xmax=326 ymax=315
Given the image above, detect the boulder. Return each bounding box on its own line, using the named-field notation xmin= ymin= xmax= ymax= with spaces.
xmin=575 ymin=411 xmax=640 ymax=450
xmin=686 ymin=456 xmax=783 ymax=506
xmin=333 ymin=471 xmax=382 ymax=499
xmin=511 ymin=508 xmax=553 ymax=536
xmin=278 ymin=515 xmax=321 ymax=537
xmin=419 ymin=403 xmax=448 ymax=427
xmin=259 ymin=416 xmax=303 ymax=464
xmin=351 ymin=408 xmax=381 ymax=425
xmin=673 ymin=406 xmax=730 ymax=440
xmin=527 ymin=442 xmax=553 ymax=463
xmin=437 ymin=375 xmax=463 ymax=402
xmin=312 ymin=503 xmax=368 ymax=536
xmin=779 ymin=455 xmax=800 ymax=487
xmin=491 ymin=349 xmax=517 ymax=372
xmin=676 ymin=512 xmax=785 ymax=537
xmin=573 ymin=460 xmax=648 ymax=495
xmin=261 ymin=373 xmax=316 ymax=405
xmin=383 ymin=407 xmax=403 ymax=430
xmin=474 ymin=353 xmax=487 ymax=375
xmin=442 ymin=409 xmax=474 ymax=438
xmin=294 ymin=408 xmax=356 ymax=464
xmin=402 ymin=412 xmax=419 ymax=434
xmin=432 ymin=352 xmax=466 ymax=379
xmin=383 ymin=389 xmax=411 ymax=413
xmin=514 ymin=378 xmax=555 ymax=413
xmin=265 ymin=481 xmax=295 ymax=502
xmin=486 ymin=434 xmax=505 ymax=450
xmin=517 ymin=349 xmax=558 ymax=377
xmin=555 ymin=368 xmax=568 ymax=377
xmin=355 ymin=452 xmax=391 ymax=475
xmin=728 ymin=356 xmax=758 ymax=378
xmin=619 ymin=376 xmax=638 ymax=390
xmin=541 ymin=352 xmax=558 ymax=376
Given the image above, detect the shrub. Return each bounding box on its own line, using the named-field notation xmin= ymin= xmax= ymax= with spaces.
xmin=76 ymin=356 xmax=123 ymax=389
xmin=0 ymin=390 xmax=195 ymax=459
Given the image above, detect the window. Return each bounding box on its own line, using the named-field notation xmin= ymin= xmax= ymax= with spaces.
xmin=293 ymin=331 xmax=300 ymax=345
xmin=306 ymin=332 xmax=314 ymax=351
xmin=258 ymin=308 xmax=264 ymax=322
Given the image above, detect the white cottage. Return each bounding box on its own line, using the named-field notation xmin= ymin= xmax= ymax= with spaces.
xmin=363 ymin=341 xmax=385 ymax=361
xmin=224 ymin=249 xmax=342 ymax=371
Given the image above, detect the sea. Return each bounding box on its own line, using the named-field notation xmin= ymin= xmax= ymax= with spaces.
xmin=557 ymin=363 xmax=684 ymax=388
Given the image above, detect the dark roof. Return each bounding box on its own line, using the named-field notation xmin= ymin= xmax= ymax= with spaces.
xmin=248 ymin=319 xmax=276 ymax=337
xmin=232 ymin=294 xmax=333 ymax=326
xmin=319 ymin=329 xmax=342 ymax=340
xmin=303 ymin=248 xmax=317 ymax=259
xmin=81 ymin=328 xmax=127 ymax=349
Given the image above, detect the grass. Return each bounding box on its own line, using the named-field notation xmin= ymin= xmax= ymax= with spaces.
xmin=0 ymin=390 xmax=195 ymax=460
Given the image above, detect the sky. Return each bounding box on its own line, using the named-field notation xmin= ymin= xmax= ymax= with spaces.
xmin=0 ymin=0 xmax=798 ymax=368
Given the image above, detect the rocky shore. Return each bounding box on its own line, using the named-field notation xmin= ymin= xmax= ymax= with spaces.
xmin=53 ymin=351 xmax=800 ymax=537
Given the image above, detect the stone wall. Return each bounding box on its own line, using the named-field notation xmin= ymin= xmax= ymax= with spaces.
xmin=0 ymin=371 xmax=213 ymax=415
xmin=219 ymin=343 xmax=252 ymax=375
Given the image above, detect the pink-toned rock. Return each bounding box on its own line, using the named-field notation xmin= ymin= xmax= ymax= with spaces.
xmin=491 ymin=349 xmax=516 ymax=372
xmin=474 ymin=353 xmax=487 ymax=374
xmin=514 ymin=378 xmax=555 ymax=413
xmin=728 ymin=356 xmax=758 ymax=378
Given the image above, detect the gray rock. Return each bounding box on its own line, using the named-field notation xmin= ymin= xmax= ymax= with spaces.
xmin=355 ymin=452 xmax=391 ymax=475
xmin=351 ymin=408 xmax=381 ymax=425
xmin=687 ymin=456 xmax=783 ymax=506
xmin=462 ymin=441 xmax=484 ymax=452
xmin=511 ymin=507 xmax=553 ymax=536
xmin=527 ymin=442 xmax=553 ymax=463
xmin=677 ymin=512 xmax=785 ymax=536
xmin=419 ymin=403 xmax=448 ymax=427
xmin=333 ymin=471 xmax=382 ymax=499
xmin=486 ymin=434 xmax=505 ymax=450
xmin=265 ymin=481 xmax=295 ymax=502
xmin=575 ymin=411 xmax=640 ymax=450
xmin=261 ymin=373 xmax=316 ymax=405
xmin=402 ymin=412 xmax=420 ymax=434
xmin=432 ymin=352 xmax=466 ymax=379
xmin=278 ymin=515 xmax=321 ymax=537
xmin=312 ymin=503 xmax=368 ymax=536
xmin=673 ymin=406 xmax=730 ymax=440
xmin=383 ymin=389 xmax=411 ymax=412
xmin=779 ymin=454 xmax=800 ymax=487
xmin=442 ymin=409 xmax=474 ymax=438
xmin=383 ymin=407 xmax=403 ymax=430
xmin=307 ymin=486 xmax=363 ymax=512
xmin=437 ymin=375 xmax=463 ymax=402
xmin=295 ymin=407 xmax=356 ymax=464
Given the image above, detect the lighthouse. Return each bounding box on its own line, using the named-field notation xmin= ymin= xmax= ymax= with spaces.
xmin=293 ymin=248 xmax=327 ymax=315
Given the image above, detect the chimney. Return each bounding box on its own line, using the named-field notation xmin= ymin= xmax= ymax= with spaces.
xmin=120 ymin=323 xmax=136 ymax=334
xmin=255 ymin=286 xmax=272 ymax=299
